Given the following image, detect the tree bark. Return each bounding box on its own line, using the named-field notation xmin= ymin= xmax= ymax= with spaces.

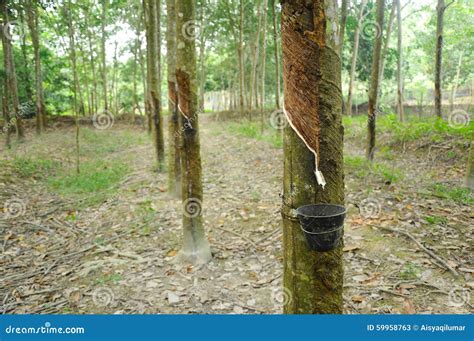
xmin=450 ymin=51 xmax=463 ymax=112
xmin=101 ymin=0 xmax=109 ymax=112
xmin=250 ymin=0 xmax=262 ymax=112
xmin=396 ymin=0 xmax=404 ymax=122
xmin=346 ymin=0 xmax=367 ymax=116
xmin=26 ymin=0 xmax=46 ymax=133
xmin=1 ymin=0 xmax=24 ymax=140
xmin=366 ymin=0 xmax=385 ymax=162
xmin=379 ymin=0 xmax=396 ymax=83
xmin=260 ymin=0 xmax=268 ymax=132
xmin=175 ymin=0 xmax=212 ymax=265
xmin=145 ymin=0 xmax=165 ymax=170
xmin=85 ymin=9 xmax=98 ymax=115
xmin=166 ymin=0 xmax=181 ymax=197
xmin=65 ymin=0 xmax=80 ymax=174
xmin=434 ymin=0 xmax=450 ymax=118
xmin=281 ymin=0 xmax=344 ymax=314
xmin=271 ymin=0 xmax=281 ymax=109
xmin=466 ymin=134 xmax=474 ymax=189
xmin=238 ymin=0 xmax=245 ymax=116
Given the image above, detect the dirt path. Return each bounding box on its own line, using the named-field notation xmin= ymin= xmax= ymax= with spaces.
xmin=0 ymin=116 xmax=472 ymax=314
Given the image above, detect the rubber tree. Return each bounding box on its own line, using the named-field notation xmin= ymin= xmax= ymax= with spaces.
xmin=26 ymin=0 xmax=46 ymax=133
xmin=1 ymin=0 xmax=24 ymax=140
xmin=346 ymin=0 xmax=367 ymax=116
xmin=101 ymin=0 xmax=108 ymax=112
xmin=366 ymin=0 xmax=385 ymax=162
xmin=175 ymin=0 xmax=212 ymax=265
xmin=281 ymin=0 xmax=344 ymax=314
xmin=466 ymin=134 xmax=474 ymax=189
xmin=145 ymin=0 xmax=165 ymax=171
xmin=271 ymin=0 xmax=280 ymax=109
xmin=396 ymin=0 xmax=404 ymax=122
xmin=249 ymin=0 xmax=262 ymax=112
xmin=166 ymin=0 xmax=181 ymax=197
xmin=238 ymin=0 xmax=245 ymax=116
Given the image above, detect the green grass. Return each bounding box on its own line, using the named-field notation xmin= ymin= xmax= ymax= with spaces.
xmin=344 ymin=155 xmax=402 ymax=183
xmin=344 ymin=113 xmax=473 ymax=143
xmin=428 ymin=183 xmax=473 ymax=205
xmin=424 ymin=215 xmax=448 ymax=226
xmin=10 ymin=156 xmax=59 ymax=178
xmin=399 ymin=262 xmax=421 ymax=280
xmin=227 ymin=121 xmax=283 ymax=148
xmin=49 ymin=160 xmax=127 ymax=193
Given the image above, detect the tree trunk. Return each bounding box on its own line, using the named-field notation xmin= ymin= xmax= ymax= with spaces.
xmin=271 ymin=0 xmax=280 ymax=109
xmin=466 ymin=134 xmax=474 ymax=189
xmin=346 ymin=0 xmax=367 ymax=116
xmin=101 ymin=0 xmax=109 ymax=112
xmin=281 ymin=0 xmax=344 ymax=314
xmin=2 ymin=68 xmax=11 ymax=148
xmin=434 ymin=0 xmax=446 ymax=119
xmin=250 ymin=0 xmax=262 ymax=112
xmin=366 ymin=0 xmax=385 ymax=162
xmin=396 ymin=0 xmax=404 ymax=122
xmin=175 ymin=0 xmax=212 ymax=265
xmin=450 ymin=51 xmax=463 ymax=112
xmin=166 ymin=0 xmax=181 ymax=197
xmin=379 ymin=0 xmax=396 ymax=83
xmin=85 ymin=9 xmax=98 ymax=115
xmin=1 ymin=0 xmax=24 ymax=140
xmin=238 ymin=0 xmax=245 ymax=116
xmin=26 ymin=0 xmax=46 ymax=133
xmin=65 ymin=1 xmax=80 ymax=174
xmin=260 ymin=0 xmax=268 ymax=132
xmin=145 ymin=0 xmax=165 ymax=170
xmin=198 ymin=0 xmax=206 ymax=111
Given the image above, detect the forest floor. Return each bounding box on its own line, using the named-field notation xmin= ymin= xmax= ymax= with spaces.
xmin=0 ymin=113 xmax=472 ymax=314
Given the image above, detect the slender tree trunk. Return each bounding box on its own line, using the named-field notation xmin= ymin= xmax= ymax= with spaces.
xmin=101 ymin=0 xmax=109 ymax=112
xmin=238 ymin=0 xmax=245 ymax=116
xmin=19 ymin=8 xmax=33 ymax=104
xmin=379 ymin=0 xmax=396 ymax=82
xmin=366 ymin=0 xmax=385 ymax=162
xmin=175 ymin=0 xmax=212 ymax=265
xmin=65 ymin=1 xmax=80 ymax=174
xmin=250 ymin=0 xmax=262 ymax=112
xmin=1 ymin=0 xmax=24 ymax=140
xmin=112 ymin=41 xmax=118 ymax=114
xmin=271 ymin=0 xmax=281 ymax=109
xmin=144 ymin=0 xmax=153 ymax=133
xmin=260 ymin=0 xmax=268 ymax=132
xmin=145 ymin=0 xmax=165 ymax=170
xmin=466 ymin=134 xmax=474 ymax=189
xmin=2 ymin=68 xmax=11 ymax=148
xmin=166 ymin=0 xmax=181 ymax=197
xmin=198 ymin=0 xmax=206 ymax=111
xmin=434 ymin=0 xmax=448 ymax=119
xmin=85 ymin=12 xmax=98 ymax=115
xmin=338 ymin=0 xmax=348 ymax=114
xmin=346 ymin=0 xmax=367 ymax=116
xmin=26 ymin=0 xmax=46 ymax=134
xmin=396 ymin=0 xmax=404 ymax=122
xmin=281 ymin=0 xmax=344 ymax=314
xmin=450 ymin=51 xmax=463 ymax=112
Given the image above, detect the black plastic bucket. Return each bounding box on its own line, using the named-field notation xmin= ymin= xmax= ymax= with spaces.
xmin=296 ymin=204 xmax=346 ymax=252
